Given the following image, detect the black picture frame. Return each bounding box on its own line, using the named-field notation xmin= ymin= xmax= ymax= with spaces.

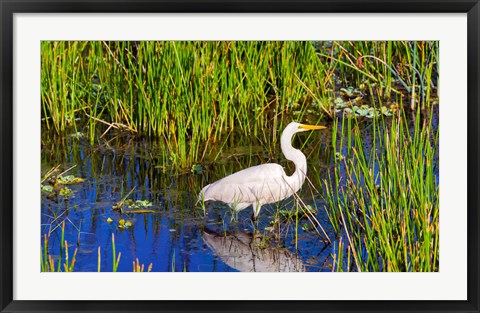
xmin=1 ymin=1 xmax=479 ymax=312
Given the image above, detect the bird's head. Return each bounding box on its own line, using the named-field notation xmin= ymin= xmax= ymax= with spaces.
xmin=281 ymin=122 xmax=327 ymax=154
xmin=286 ymin=122 xmax=326 ymax=134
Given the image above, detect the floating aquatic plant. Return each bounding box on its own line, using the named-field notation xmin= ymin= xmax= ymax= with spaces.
xmin=56 ymin=175 xmax=85 ymax=185
xmin=59 ymin=187 xmax=72 ymax=197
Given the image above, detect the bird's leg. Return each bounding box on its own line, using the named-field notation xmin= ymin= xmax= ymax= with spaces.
xmin=251 ymin=204 xmax=262 ymax=229
xmin=253 ymin=203 xmax=261 ymax=219
xmin=250 ymin=211 xmax=258 ymax=230
xmin=251 ymin=228 xmax=263 ymax=247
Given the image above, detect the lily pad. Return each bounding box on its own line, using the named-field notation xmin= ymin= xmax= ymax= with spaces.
xmin=57 ymin=175 xmax=85 ymax=185
xmin=127 ymin=199 xmax=152 ymax=209
xmin=334 ymin=97 xmax=347 ymax=109
xmin=341 ymin=103 xmax=396 ymax=119
xmin=304 ymin=205 xmax=318 ymax=214
xmin=136 ymin=200 xmax=152 ymax=207
xmin=381 ymin=106 xmax=393 ymax=116
xmin=117 ymin=218 xmax=133 ymax=229
xmin=59 ymin=187 xmax=72 ymax=197
xmin=365 ymin=108 xmax=377 ymax=118
xmin=41 ymin=185 xmax=53 ymax=193
xmin=340 ymin=87 xmax=364 ymax=98
xmin=68 ymin=132 xmax=84 ymax=138
xmin=356 ymin=109 xmax=369 ymax=116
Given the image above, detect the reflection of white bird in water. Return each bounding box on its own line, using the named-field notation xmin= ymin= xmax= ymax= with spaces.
xmin=199 ymin=122 xmax=326 ymax=219
xmin=202 ymin=229 xmax=305 ymax=272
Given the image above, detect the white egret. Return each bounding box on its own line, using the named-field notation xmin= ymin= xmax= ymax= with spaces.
xmin=198 ymin=122 xmax=326 ymax=219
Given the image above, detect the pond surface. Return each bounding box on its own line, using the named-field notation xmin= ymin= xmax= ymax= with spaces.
xmin=41 ymin=109 xmax=438 ymax=272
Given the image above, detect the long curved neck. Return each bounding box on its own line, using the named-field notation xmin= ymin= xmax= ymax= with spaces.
xmin=280 ymin=129 xmax=307 ymax=192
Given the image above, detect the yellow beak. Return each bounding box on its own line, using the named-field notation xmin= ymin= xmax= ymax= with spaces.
xmin=299 ymin=124 xmax=326 ymax=130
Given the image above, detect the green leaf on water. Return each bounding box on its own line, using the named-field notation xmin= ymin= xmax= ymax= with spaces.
xmin=334 ymin=97 xmax=347 ymax=108
xmin=41 ymin=185 xmax=53 ymax=193
xmin=381 ymin=106 xmax=393 ymax=116
xmin=107 ymin=217 xmax=113 ymax=223
xmin=365 ymin=108 xmax=376 ymax=118
xmin=117 ymin=219 xmax=133 ymax=229
xmin=59 ymin=187 xmax=72 ymax=197
xmin=127 ymin=199 xmax=152 ymax=209
xmin=68 ymin=132 xmax=84 ymax=138
xmin=356 ymin=108 xmax=369 ymax=116
xmin=340 ymin=86 xmax=363 ymax=98
xmin=136 ymin=200 xmax=152 ymax=207
xmin=57 ymin=175 xmax=84 ymax=185
xmin=304 ymin=205 xmax=318 ymax=214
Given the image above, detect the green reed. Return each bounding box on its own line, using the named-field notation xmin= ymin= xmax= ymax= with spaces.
xmin=41 ymin=41 xmax=438 ymax=170
xmin=41 ymin=221 xmax=78 ymax=272
xmin=41 ymin=41 xmax=439 ymax=272
xmin=41 ymin=229 xmax=149 ymax=272
xmin=315 ymin=41 xmax=438 ymax=107
xmin=111 ymin=233 xmax=121 ymax=272
xmin=41 ymin=41 xmax=331 ymax=168
xmin=323 ymin=102 xmax=439 ymax=272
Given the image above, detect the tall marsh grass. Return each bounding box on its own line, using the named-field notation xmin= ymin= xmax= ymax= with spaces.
xmin=41 ymin=41 xmax=438 ymax=169
xmin=323 ymin=104 xmax=439 ymax=272
xmin=42 ymin=41 xmax=332 ymax=167
xmin=315 ymin=41 xmax=438 ymax=108
xmin=41 ymin=222 xmax=78 ymax=272
xmin=41 ymin=41 xmax=439 ymax=272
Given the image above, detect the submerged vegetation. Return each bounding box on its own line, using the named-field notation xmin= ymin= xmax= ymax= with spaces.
xmin=41 ymin=41 xmax=439 ymax=272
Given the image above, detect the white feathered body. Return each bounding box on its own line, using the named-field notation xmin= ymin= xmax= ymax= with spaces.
xmin=198 ymin=122 xmax=322 ymax=218
xmin=200 ymin=163 xmax=304 ymax=215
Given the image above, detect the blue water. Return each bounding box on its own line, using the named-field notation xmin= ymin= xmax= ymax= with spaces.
xmin=41 ymin=135 xmax=334 ymax=272
xmin=41 ymin=108 xmax=439 ymax=272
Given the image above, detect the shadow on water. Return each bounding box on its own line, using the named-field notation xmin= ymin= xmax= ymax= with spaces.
xmin=41 ymin=107 xmax=438 ymax=272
